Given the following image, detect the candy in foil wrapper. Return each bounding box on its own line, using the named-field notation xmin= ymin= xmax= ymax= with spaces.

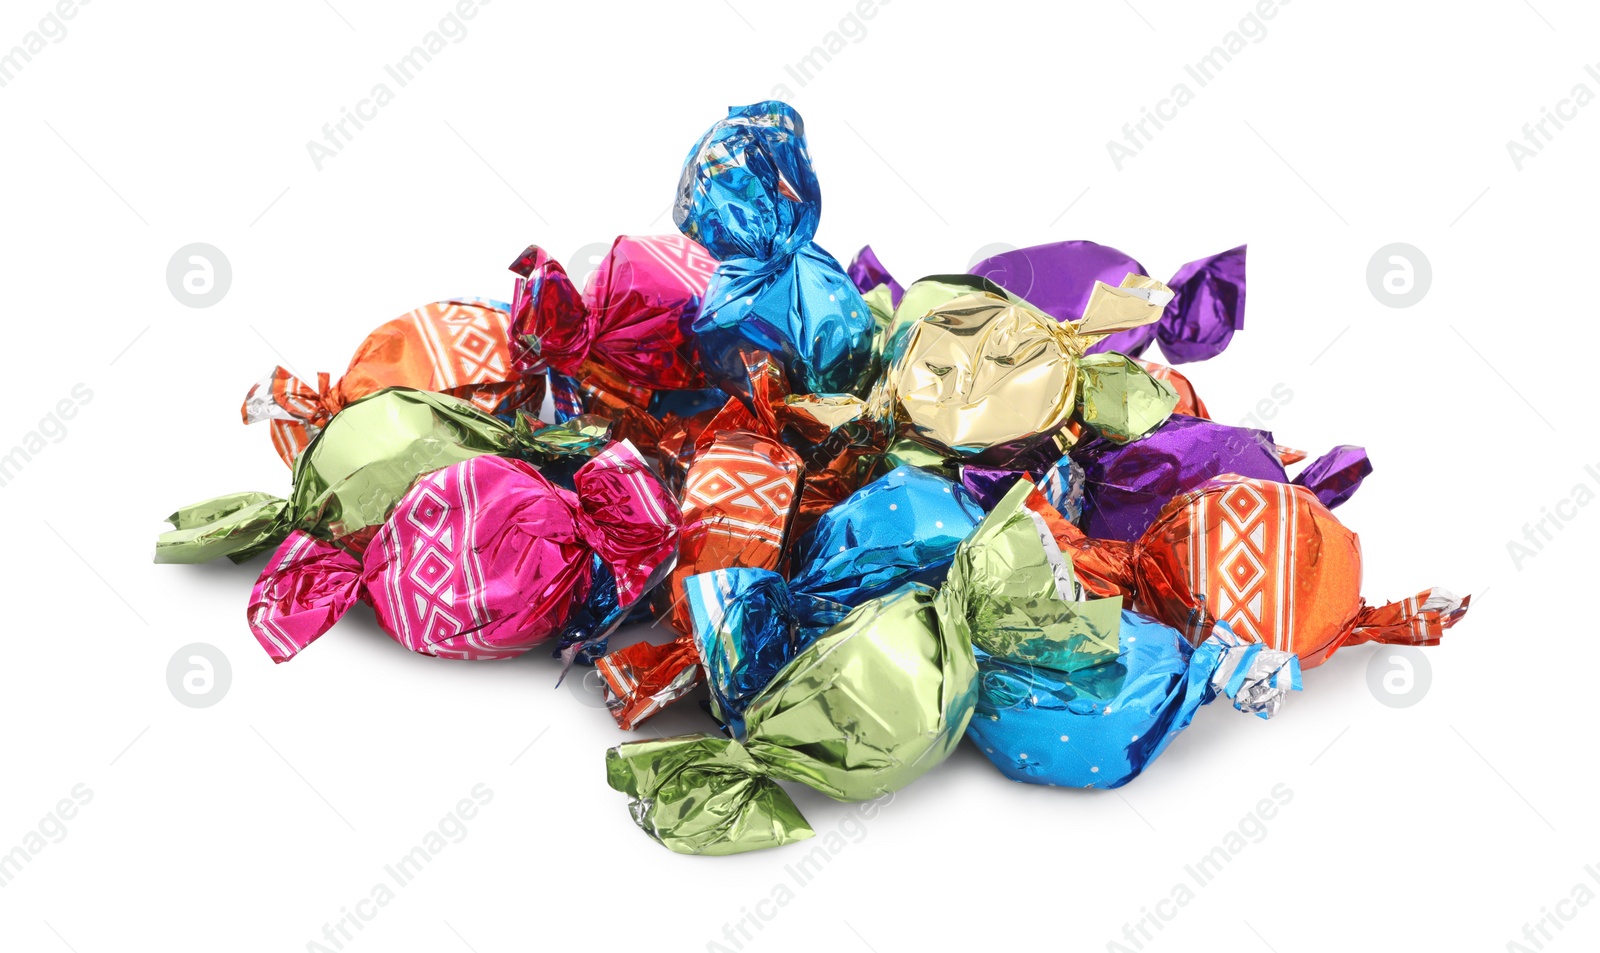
xmin=246 ymin=444 xmax=679 ymax=662
xmin=685 ymin=465 xmax=984 ymax=734
xmin=969 ymin=241 xmax=1246 ymax=364
xmin=674 ymin=101 xmax=876 ymax=396
xmin=874 ymin=284 xmax=1176 ymax=465
xmin=157 ymin=390 xmax=606 ymax=564
xmin=1070 ymin=413 xmax=1371 ymax=542
xmin=787 ymin=465 xmax=985 ymax=606
xmin=604 ymin=472 xmax=1131 ymax=855
xmin=1057 ymin=474 xmax=1470 ymax=668
xmin=242 ymin=299 xmax=543 ymax=467
xmin=160 ymin=389 xmax=521 ymax=564
xmin=607 ymin=580 xmax=977 ymax=855
xmin=507 ymin=236 xmax=717 ymax=393
xmin=971 ymin=611 xmax=1300 ymax=788
xmin=957 ymin=480 xmax=1297 ymax=788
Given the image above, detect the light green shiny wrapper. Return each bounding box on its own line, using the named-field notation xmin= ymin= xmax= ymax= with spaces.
xmin=1075 ymin=352 xmax=1181 ymax=446
xmin=605 ymin=475 xmax=1126 ymax=855
xmin=940 ymin=479 xmax=1123 ymax=672
xmin=606 ymin=583 xmax=977 ymax=855
xmin=155 ymin=389 xmax=606 ymax=564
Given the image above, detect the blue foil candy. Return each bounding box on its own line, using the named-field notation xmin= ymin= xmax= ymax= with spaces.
xmin=674 ymin=101 xmax=876 ymax=397
xmin=968 ymin=613 xmax=1300 ymax=789
xmin=685 ymin=466 xmax=984 ymax=735
xmin=789 ymin=465 xmax=986 ymax=606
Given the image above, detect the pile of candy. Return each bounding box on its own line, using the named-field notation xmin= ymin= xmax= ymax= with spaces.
xmin=158 ymin=101 xmax=1469 ymax=855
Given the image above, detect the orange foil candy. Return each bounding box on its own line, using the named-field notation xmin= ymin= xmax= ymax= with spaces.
xmin=242 ymin=299 xmax=541 ymax=466
xmin=1055 ymin=474 xmax=1468 ymax=668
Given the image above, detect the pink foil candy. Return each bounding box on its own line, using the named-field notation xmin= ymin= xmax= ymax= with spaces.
xmin=248 ymin=444 xmax=680 ymax=662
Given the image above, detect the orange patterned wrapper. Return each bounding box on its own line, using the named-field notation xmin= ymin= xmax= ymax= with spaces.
xmin=242 ymin=299 xmax=541 ymax=466
xmin=1052 ymin=474 xmax=1468 ymax=668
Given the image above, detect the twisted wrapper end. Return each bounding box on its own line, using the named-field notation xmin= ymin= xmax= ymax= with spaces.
xmin=605 ymin=735 xmax=814 ymax=856
xmin=1196 ymin=622 xmax=1303 ymax=720
xmin=241 ymin=367 xmax=338 ymax=467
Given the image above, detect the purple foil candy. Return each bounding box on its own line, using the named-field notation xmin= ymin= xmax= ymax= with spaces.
xmin=966 ymin=241 xmax=1247 ymax=364
xmin=847 ymin=245 xmax=905 ymax=307
xmin=1292 ymin=444 xmax=1373 ymax=510
xmin=1070 ymin=414 xmax=1289 ymax=542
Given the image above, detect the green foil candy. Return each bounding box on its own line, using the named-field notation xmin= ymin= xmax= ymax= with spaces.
xmin=605 ymin=475 xmax=1125 ymax=855
xmin=1075 ymin=352 xmax=1180 ymax=445
xmin=606 ymin=584 xmax=977 ymax=855
xmin=155 ymin=388 xmax=609 ymax=564
xmin=940 ymin=479 xmax=1122 ymax=671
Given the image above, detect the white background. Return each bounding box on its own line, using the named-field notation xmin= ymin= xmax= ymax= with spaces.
xmin=1 ymin=1 xmax=1592 ymax=950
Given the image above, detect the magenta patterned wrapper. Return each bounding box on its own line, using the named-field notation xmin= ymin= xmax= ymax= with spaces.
xmin=1071 ymin=414 xmax=1371 ymax=542
xmin=247 ymin=443 xmax=681 ymax=662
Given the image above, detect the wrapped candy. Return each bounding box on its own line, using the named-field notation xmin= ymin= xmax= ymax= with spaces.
xmin=156 ymin=389 xmax=605 ymax=564
xmin=945 ymin=479 xmax=1297 ymax=787
xmin=971 ymin=610 xmax=1300 ymax=788
xmin=1069 ymin=412 xmax=1371 ymax=542
xmin=969 ymin=241 xmax=1247 ymax=364
xmin=607 ymin=579 xmax=977 ymax=855
xmin=592 ymin=354 xmax=841 ymax=730
xmin=595 ymin=458 xmax=979 ymax=731
xmin=1054 ymin=474 xmax=1469 ymax=668
xmin=243 ymin=298 xmax=543 ymax=466
xmin=787 ymin=465 xmax=986 ymax=605
xmin=692 ymin=465 xmax=986 ymax=734
xmin=604 ymin=468 xmax=1113 ymax=855
xmin=674 ymin=101 xmax=877 ymax=397
xmin=507 ymin=235 xmax=717 ymax=395
xmin=873 ymin=279 xmax=1181 ymax=466
xmin=246 ymin=444 xmax=679 ymax=662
